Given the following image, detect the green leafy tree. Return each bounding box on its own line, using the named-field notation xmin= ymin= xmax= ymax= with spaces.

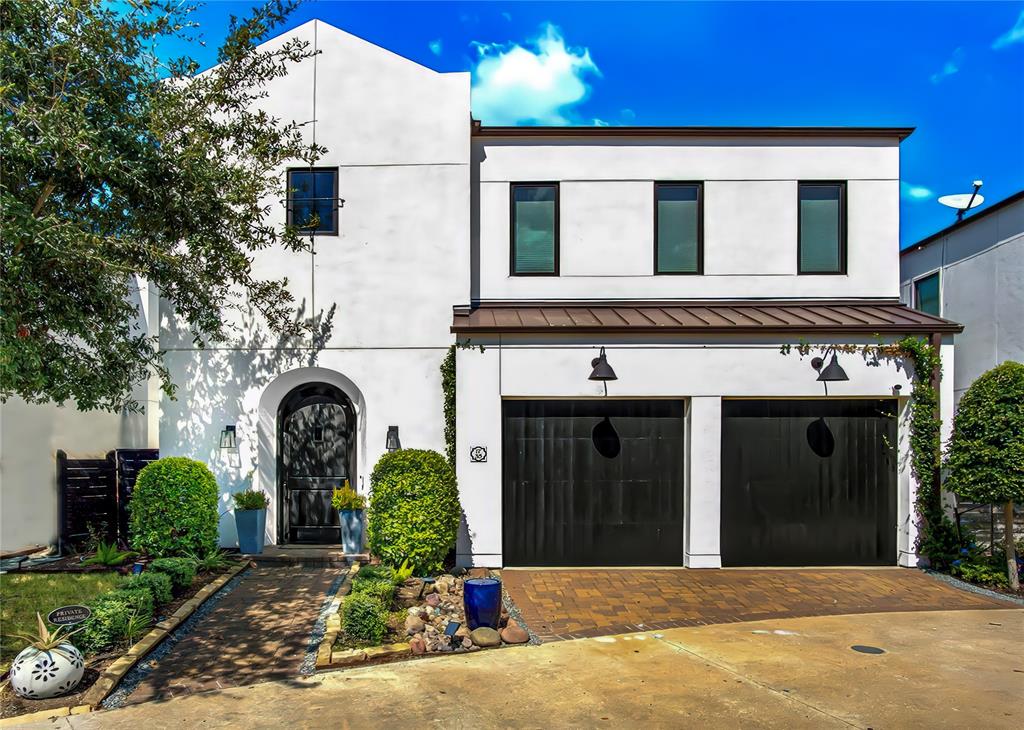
xmin=1 ymin=0 xmax=328 ymax=412
xmin=944 ymin=361 xmax=1024 ymax=590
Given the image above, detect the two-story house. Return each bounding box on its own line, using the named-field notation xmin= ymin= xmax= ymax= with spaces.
xmin=157 ymin=20 xmax=961 ymax=569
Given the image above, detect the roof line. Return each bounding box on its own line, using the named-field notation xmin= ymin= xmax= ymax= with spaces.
xmin=901 ymin=188 xmax=1024 ymax=256
xmin=472 ymin=122 xmax=915 ymax=141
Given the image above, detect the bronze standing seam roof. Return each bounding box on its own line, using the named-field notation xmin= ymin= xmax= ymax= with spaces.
xmin=451 ymin=301 xmax=963 ymax=335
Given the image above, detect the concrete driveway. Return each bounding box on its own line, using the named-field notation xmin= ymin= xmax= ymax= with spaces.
xmin=33 ymin=608 xmax=1023 ymax=729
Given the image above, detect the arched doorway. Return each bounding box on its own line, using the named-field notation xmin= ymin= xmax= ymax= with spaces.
xmin=277 ymin=382 xmax=356 ymax=544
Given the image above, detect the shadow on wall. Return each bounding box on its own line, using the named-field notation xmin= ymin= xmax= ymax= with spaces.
xmin=159 ymin=300 xmax=336 ymax=547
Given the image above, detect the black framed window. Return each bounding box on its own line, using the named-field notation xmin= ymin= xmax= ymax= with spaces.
xmin=511 ymin=183 xmax=558 ymax=275
xmin=914 ymin=271 xmax=941 ymax=316
xmin=798 ymin=182 xmax=846 ymax=274
xmin=655 ymin=183 xmax=702 ymax=274
xmin=287 ymin=168 xmax=339 ymax=235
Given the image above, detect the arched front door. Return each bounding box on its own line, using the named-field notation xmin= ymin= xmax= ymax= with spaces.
xmin=278 ymin=382 xmax=356 ymax=544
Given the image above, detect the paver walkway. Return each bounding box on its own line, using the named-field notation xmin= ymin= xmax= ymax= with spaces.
xmin=503 ymin=567 xmax=1017 ymax=641
xmin=124 ymin=566 xmax=341 ymax=704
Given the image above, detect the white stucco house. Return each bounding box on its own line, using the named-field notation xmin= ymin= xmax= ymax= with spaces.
xmin=4 ymin=20 xmax=965 ymax=569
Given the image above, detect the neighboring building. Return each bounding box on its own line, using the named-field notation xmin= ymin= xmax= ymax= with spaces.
xmin=900 ymin=190 xmax=1024 ymax=404
xmin=5 ymin=20 xmax=966 ymax=568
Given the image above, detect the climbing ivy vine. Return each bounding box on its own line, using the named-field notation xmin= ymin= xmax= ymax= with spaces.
xmin=780 ymin=335 xmax=959 ymax=567
xmin=441 ymin=345 xmax=456 ymax=468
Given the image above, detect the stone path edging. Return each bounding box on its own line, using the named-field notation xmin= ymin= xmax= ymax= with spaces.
xmin=923 ymin=569 xmax=1024 ymax=606
xmin=0 ymin=562 xmax=247 ymax=727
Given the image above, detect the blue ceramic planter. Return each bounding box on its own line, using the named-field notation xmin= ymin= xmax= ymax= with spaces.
xmin=339 ymin=509 xmax=364 ymax=555
xmin=235 ymin=508 xmax=266 ymax=555
xmin=463 ymin=577 xmax=502 ymax=630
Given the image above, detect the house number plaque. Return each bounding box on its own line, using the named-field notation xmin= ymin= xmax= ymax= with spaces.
xmin=469 ymin=446 xmax=487 ymax=463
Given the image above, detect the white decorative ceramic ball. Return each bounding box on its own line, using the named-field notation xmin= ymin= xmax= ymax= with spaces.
xmin=9 ymin=643 xmax=85 ymax=699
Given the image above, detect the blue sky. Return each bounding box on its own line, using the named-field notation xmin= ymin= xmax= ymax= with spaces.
xmin=168 ymin=1 xmax=1024 ymax=248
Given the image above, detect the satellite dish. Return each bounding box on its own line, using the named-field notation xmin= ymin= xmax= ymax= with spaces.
xmin=938 ymin=193 xmax=985 ymax=210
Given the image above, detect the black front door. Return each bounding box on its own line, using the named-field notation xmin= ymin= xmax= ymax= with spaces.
xmin=278 ymin=383 xmax=355 ymax=544
xmin=503 ymin=400 xmax=685 ymax=566
xmin=721 ymin=399 xmax=897 ymax=567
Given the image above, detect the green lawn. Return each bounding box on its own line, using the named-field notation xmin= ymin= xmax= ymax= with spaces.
xmin=0 ymin=572 xmax=120 ymax=670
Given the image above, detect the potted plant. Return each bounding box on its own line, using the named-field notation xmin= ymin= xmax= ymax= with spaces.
xmin=331 ymin=481 xmax=366 ymax=554
xmin=233 ymin=489 xmax=269 ymax=555
xmin=9 ymin=613 xmax=85 ymax=699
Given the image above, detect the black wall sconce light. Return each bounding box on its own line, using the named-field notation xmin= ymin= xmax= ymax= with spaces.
xmin=386 ymin=425 xmax=401 ymax=452
xmin=589 ymin=347 xmax=618 ymax=395
xmin=811 ymin=350 xmax=849 ymax=383
xmin=219 ymin=425 xmax=237 ymax=450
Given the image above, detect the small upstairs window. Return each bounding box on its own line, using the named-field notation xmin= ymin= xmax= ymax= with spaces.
xmin=287 ymin=168 xmax=339 ymax=235
xmin=511 ymin=183 xmax=558 ymax=275
xmin=655 ymin=183 xmax=702 ymax=274
xmin=798 ymin=182 xmax=846 ymax=274
xmin=914 ymin=272 xmax=941 ymax=316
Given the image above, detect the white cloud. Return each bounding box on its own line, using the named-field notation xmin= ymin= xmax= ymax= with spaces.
xmin=502 ymin=12 xmax=512 ymax=22
xmin=592 ymin=118 xmax=610 ymax=127
xmin=470 ymin=23 xmax=600 ymax=125
xmin=620 ymin=108 xmax=636 ymax=122
xmin=901 ymin=181 xmax=934 ymax=201
xmin=930 ymin=47 xmax=964 ymax=84
xmin=992 ymin=10 xmax=1024 ymax=49
xmin=428 ymin=38 xmax=442 ymax=56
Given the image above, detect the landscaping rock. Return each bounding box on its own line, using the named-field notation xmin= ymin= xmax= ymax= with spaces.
xmin=461 ymin=636 xmax=473 ymax=649
xmin=470 ymin=627 xmax=501 ymax=647
xmin=409 ymin=636 xmax=426 ymax=655
xmin=455 ymin=625 xmax=470 ymax=640
xmin=501 ymin=622 xmax=529 ymax=644
xmin=425 ymin=593 xmax=440 ymax=607
xmin=405 ymin=615 xmax=425 ymax=635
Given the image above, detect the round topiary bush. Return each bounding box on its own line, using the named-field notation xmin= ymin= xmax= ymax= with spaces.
xmin=129 ymin=457 xmax=219 ymax=557
xmin=367 ymin=448 xmax=460 ymax=573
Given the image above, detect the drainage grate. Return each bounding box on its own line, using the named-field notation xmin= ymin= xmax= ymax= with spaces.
xmin=850 ymin=645 xmax=885 ymax=655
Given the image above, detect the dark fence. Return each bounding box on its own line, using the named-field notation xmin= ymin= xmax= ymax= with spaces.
xmin=57 ymin=448 xmax=159 ymax=550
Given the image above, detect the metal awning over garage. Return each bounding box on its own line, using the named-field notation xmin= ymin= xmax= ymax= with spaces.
xmin=452 ymin=300 xmax=963 ymax=335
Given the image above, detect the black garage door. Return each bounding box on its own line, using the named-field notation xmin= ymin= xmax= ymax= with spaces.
xmin=503 ymin=400 xmax=684 ymax=566
xmin=721 ymin=399 xmax=897 ymax=567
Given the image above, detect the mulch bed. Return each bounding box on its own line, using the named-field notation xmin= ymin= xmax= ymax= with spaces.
xmin=0 ymin=565 xmax=236 ymax=719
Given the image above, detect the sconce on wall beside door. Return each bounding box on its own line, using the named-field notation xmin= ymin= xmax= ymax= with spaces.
xmin=386 ymin=426 xmax=401 ymax=452
xmin=219 ymin=425 xmax=237 ymax=450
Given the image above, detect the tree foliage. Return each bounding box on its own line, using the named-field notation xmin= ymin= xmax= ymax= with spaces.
xmin=1 ymin=0 xmax=327 ymax=411
xmin=945 ymin=361 xmax=1024 ymax=505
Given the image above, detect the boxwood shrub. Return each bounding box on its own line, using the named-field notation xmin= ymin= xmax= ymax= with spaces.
xmin=130 ymin=457 xmax=219 ymax=557
xmin=121 ymin=571 xmax=173 ymax=604
xmin=78 ymin=587 xmax=156 ymax=653
xmin=367 ymin=449 xmax=460 ymax=573
xmin=341 ymin=593 xmax=388 ymax=644
xmin=351 ymin=577 xmax=395 ymax=605
xmin=150 ymin=556 xmax=197 ymax=591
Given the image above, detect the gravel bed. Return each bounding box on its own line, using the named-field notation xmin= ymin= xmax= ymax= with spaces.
xmin=923 ymin=569 xmax=1024 ymax=606
xmin=299 ymin=569 xmax=349 ymax=676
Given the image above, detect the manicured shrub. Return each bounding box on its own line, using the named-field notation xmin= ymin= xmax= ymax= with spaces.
xmin=367 ymin=449 xmax=460 ymax=573
xmin=79 ymin=588 xmax=155 ymax=653
xmin=121 ymin=571 xmax=173 ymax=605
xmin=341 ymin=593 xmax=388 ymax=644
xmin=355 ymin=565 xmax=395 ymax=583
xmin=945 ymin=361 xmax=1024 ymax=589
xmin=129 ymin=457 xmax=219 ymax=557
xmin=150 ymin=557 xmax=197 ymax=591
xmin=351 ymin=577 xmax=395 ymax=605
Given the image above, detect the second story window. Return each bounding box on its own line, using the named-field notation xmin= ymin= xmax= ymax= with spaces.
xmin=655 ymin=183 xmax=702 ymax=274
xmin=798 ymin=182 xmax=845 ymax=274
xmin=287 ymin=168 xmax=339 ymax=235
xmin=914 ymin=271 xmax=941 ymax=316
xmin=511 ymin=183 xmax=558 ymax=275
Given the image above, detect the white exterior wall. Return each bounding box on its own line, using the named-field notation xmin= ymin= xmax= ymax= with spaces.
xmin=159 ymin=21 xmax=470 ymax=546
xmin=473 ymin=138 xmax=901 ymax=300
xmin=455 ymin=336 xmax=920 ymax=568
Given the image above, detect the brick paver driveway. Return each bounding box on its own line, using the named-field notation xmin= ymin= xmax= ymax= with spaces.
xmin=503 ymin=568 xmax=1016 ymax=641
xmin=123 ymin=566 xmax=341 ymax=704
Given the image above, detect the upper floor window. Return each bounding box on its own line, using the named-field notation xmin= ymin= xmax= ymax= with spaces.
xmin=287 ymin=168 xmax=339 ymax=235
xmin=511 ymin=183 xmax=558 ymax=275
xmin=798 ymin=182 xmax=845 ymax=274
xmin=655 ymin=183 xmax=702 ymax=274
xmin=914 ymin=271 xmax=941 ymax=316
